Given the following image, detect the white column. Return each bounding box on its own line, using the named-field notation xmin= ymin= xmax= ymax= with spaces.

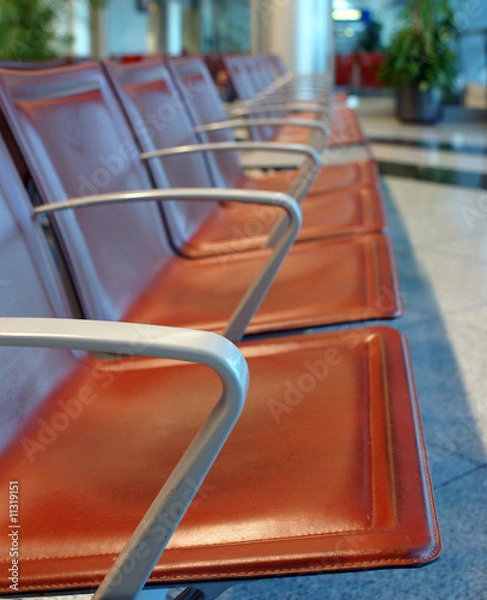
xmin=166 ymin=0 xmax=183 ymax=55
xmin=200 ymin=0 xmax=214 ymax=52
xmin=251 ymin=0 xmax=332 ymax=75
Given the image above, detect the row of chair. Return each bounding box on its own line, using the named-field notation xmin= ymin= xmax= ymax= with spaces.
xmin=220 ymin=54 xmax=367 ymax=148
xmin=0 ymin=53 xmax=439 ymax=599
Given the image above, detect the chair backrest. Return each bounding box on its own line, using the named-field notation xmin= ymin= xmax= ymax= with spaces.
xmin=103 ymin=57 xmax=219 ymax=246
xmin=255 ymin=55 xmax=277 ymax=88
xmin=167 ymin=56 xmax=244 ymax=187
xmin=221 ymin=55 xmax=275 ymax=141
xmin=222 ymin=55 xmax=255 ymax=102
xmin=0 ymin=63 xmax=175 ymax=323
xmin=243 ymin=56 xmax=268 ymax=95
xmin=0 ymin=134 xmax=77 ymax=452
xmin=270 ymin=54 xmax=287 ymax=77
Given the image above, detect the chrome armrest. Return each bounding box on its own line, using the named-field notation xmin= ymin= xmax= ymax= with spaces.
xmin=140 ymin=141 xmax=322 ymax=175
xmin=0 ymin=317 xmax=248 ymax=600
xmin=35 ymin=187 xmax=302 ymax=343
xmin=194 ymin=117 xmax=329 ymax=138
xmin=229 ymin=102 xmax=330 ymax=117
xmin=193 ymin=118 xmax=329 ymax=155
xmin=140 ymin=140 xmax=322 ymax=203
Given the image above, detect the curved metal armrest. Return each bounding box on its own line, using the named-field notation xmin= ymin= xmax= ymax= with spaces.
xmin=140 ymin=141 xmax=322 ymax=172
xmin=140 ymin=141 xmax=322 ymax=204
xmin=263 ymin=83 xmax=330 ymax=94
xmin=0 ymin=317 xmax=247 ymax=600
xmin=230 ymin=102 xmax=330 ymax=117
xmin=35 ymin=187 xmax=302 ymax=343
xmin=194 ymin=117 xmax=329 ymax=138
xmin=257 ymin=93 xmax=330 ymax=106
xmin=194 ymin=118 xmax=329 ymax=155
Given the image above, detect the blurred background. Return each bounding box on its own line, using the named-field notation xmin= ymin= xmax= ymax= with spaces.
xmin=0 ymin=0 xmax=486 ymax=111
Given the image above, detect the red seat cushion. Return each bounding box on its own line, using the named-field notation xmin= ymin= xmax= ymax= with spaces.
xmin=0 ymin=328 xmax=439 ymax=594
xmin=181 ymin=187 xmax=386 ymax=256
xmin=237 ymin=160 xmax=379 ymax=196
xmin=125 ymin=233 xmax=401 ymax=334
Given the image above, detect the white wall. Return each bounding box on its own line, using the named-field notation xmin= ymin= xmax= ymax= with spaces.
xmin=252 ymin=0 xmax=332 ymax=74
xmin=455 ymin=0 xmax=487 ymax=85
xmin=105 ymin=0 xmax=150 ymax=55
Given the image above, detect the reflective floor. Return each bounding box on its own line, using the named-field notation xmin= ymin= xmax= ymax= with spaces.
xmin=16 ymin=97 xmax=487 ymax=600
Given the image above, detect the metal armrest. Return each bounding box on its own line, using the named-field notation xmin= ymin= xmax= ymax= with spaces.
xmin=35 ymin=187 xmax=302 ymax=343
xmin=0 ymin=317 xmax=248 ymax=600
xmin=194 ymin=118 xmax=329 ymax=138
xmin=262 ymin=83 xmax=330 ymax=94
xmin=140 ymin=140 xmax=321 ymax=169
xmin=230 ymin=103 xmax=330 ymax=117
xmin=193 ymin=118 xmax=329 ymax=155
xmin=140 ymin=140 xmax=322 ymax=205
xmin=257 ymin=93 xmax=330 ymax=106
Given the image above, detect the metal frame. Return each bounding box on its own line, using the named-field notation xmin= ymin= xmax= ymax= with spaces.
xmin=230 ymin=103 xmax=330 ymax=117
xmin=140 ymin=141 xmax=321 ymax=171
xmin=0 ymin=317 xmax=248 ymax=599
xmin=35 ymin=187 xmax=302 ymax=343
xmin=139 ymin=141 xmax=322 ymax=207
xmin=193 ymin=117 xmax=329 ymax=153
xmin=194 ymin=117 xmax=329 ymax=139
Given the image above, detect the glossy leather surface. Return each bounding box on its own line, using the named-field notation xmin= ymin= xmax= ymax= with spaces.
xmin=0 ymin=135 xmax=77 ymax=451
xmin=167 ymin=57 xmax=243 ymax=188
xmin=0 ymin=328 xmax=439 ymax=594
xmin=0 ymin=76 xmax=438 ymax=596
xmin=328 ymin=105 xmax=367 ymax=147
xmin=237 ymin=159 xmax=380 ymax=197
xmin=0 ymin=63 xmax=401 ymax=331
xmin=124 ymin=233 xmax=401 ymax=334
xmin=103 ymin=58 xmax=219 ymax=252
xmin=181 ymin=187 xmax=386 ymax=256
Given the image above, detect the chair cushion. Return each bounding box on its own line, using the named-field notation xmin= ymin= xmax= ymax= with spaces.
xmin=124 ymin=233 xmax=402 ymax=334
xmin=181 ymin=187 xmax=387 ymax=257
xmin=237 ymin=160 xmax=380 ymax=197
xmin=328 ymin=106 xmax=367 ymax=147
xmin=0 ymin=327 xmax=439 ymax=594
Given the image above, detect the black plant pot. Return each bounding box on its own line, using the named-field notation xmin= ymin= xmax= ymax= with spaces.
xmin=396 ymin=85 xmax=443 ymax=123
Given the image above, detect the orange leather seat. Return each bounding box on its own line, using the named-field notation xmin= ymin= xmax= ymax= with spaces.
xmin=236 ymin=156 xmax=378 ymax=196
xmin=0 ymin=63 xmax=402 ymax=333
xmin=0 ymin=329 xmax=440 ymax=595
xmin=0 ymin=139 xmax=439 ymax=596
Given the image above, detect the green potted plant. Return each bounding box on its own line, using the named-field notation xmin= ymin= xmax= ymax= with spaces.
xmin=0 ymin=0 xmax=105 ymax=62
xmin=379 ymin=0 xmax=459 ymax=123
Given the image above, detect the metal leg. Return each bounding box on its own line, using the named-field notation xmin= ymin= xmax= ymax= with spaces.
xmin=168 ymin=581 xmax=233 ymax=600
